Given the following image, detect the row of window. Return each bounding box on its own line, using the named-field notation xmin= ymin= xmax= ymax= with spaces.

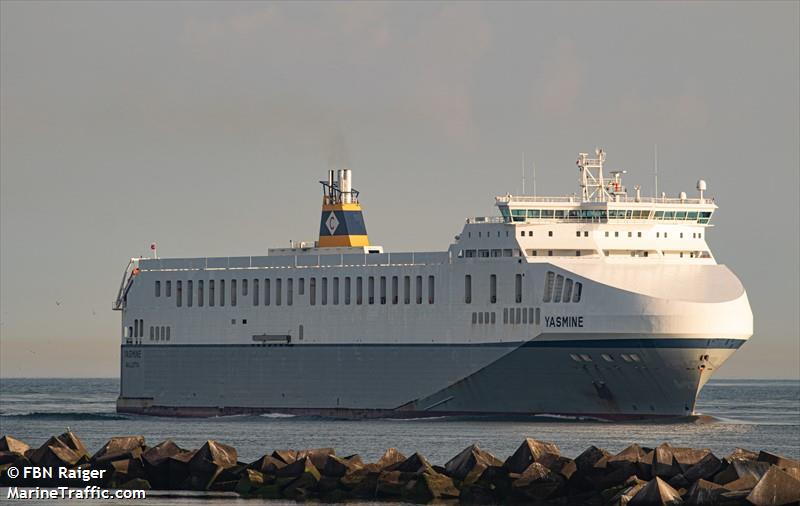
xmin=464 ymin=274 xmax=523 ymax=304
xmin=158 ymin=275 xmax=437 ymax=308
xmin=470 ymin=307 xmax=542 ymax=325
xmin=515 ymin=230 xmax=704 ymax=239
xmin=543 ymin=272 xmax=582 ymax=303
xmin=149 ymin=325 xmax=171 ymax=341
xmin=570 ymin=353 xmax=642 ymax=363
xmin=501 ymin=207 xmax=713 ymax=224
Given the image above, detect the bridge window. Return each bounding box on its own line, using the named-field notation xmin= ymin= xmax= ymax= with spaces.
xmin=287 ymin=278 xmax=293 ymax=306
xmin=528 ymin=209 xmax=540 ymax=218
xmin=345 ymin=277 xmax=351 ymax=305
xmin=198 ymin=280 xmax=204 ymax=307
xmin=553 ymin=275 xmax=564 ymax=303
xmin=391 ymin=276 xmax=398 ymax=304
xmin=219 ymin=280 xmax=224 ymax=306
xmin=242 ymin=279 xmax=248 ymax=297
xmin=176 ymin=281 xmax=183 ymax=307
xmin=275 ymin=278 xmax=282 ymax=306
xmin=368 ymin=276 xmax=375 ymax=304
xmin=333 ymin=277 xmax=340 ymax=305
xmin=209 ymin=280 xmax=215 ymax=306
xmin=357 ymin=277 xmax=363 ymax=305
xmin=320 ymin=278 xmax=327 ymax=305
xmin=543 ymin=271 xmax=555 ymax=302
xmin=403 ymin=276 xmax=410 ymax=304
xmin=298 ymin=278 xmax=305 ymax=296
xmin=465 ymin=275 xmax=472 ymax=304
xmin=541 ymin=209 xmax=554 ymax=219
xmin=572 ymin=282 xmax=582 ymax=302
xmin=253 ymin=279 xmax=259 ymax=305
xmin=155 ymin=280 xmax=161 ymax=297
xmin=490 ymin=274 xmax=497 ymax=303
xmin=264 ymin=279 xmax=271 ymax=306
xmin=380 ymin=276 xmax=387 ymax=305
xmin=230 ymin=280 xmax=237 ymax=306
xmin=309 ymin=278 xmax=315 ymax=305
xmin=563 ymin=279 xmax=573 ymax=302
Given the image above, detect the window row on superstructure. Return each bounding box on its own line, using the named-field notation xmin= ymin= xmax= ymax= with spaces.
xmin=155 ymin=275 xmax=436 ymax=308
xmin=501 ymin=208 xmax=713 ymax=224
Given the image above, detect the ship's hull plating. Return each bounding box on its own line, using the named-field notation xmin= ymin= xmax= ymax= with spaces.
xmin=117 ymin=336 xmax=744 ymax=420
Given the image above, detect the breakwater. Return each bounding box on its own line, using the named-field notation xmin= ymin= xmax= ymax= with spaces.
xmin=1 ymin=432 xmax=798 ymax=504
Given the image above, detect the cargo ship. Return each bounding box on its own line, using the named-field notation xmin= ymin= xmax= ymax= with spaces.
xmin=114 ymin=149 xmax=752 ymax=419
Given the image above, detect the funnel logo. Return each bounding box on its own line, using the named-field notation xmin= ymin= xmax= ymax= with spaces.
xmin=325 ymin=212 xmax=340 ymax=235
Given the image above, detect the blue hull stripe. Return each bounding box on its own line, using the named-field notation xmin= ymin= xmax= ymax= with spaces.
xmin=122 ymin=338 xmax=746 ymax=350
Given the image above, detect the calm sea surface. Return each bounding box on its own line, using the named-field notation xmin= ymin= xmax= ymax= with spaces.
xmin=1 ymin=378 xmax=798 ymax=504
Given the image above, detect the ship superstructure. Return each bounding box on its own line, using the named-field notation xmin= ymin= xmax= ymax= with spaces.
xmin=114 ymin=150 xmax=752 ymax=419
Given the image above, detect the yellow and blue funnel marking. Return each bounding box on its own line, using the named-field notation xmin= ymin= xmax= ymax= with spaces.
xmin=319 ymin=203 xmax=370 ymax=247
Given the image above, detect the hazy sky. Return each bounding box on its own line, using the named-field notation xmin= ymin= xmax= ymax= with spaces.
xmin=1 ymin=1 xmax=798 ymax=379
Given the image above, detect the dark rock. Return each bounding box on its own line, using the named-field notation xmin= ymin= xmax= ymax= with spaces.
xmin=376 ymin=470 xmax=409 ymax=497
xmin=0 ymin=436 xmax=30 ymax=456
xmin=166 ymin=450 xmax=197 ymax=490
xmin=275 ymin=456 xmax=318 ymax=479
xmin=56 ymin=431 xmax=91 ymax=461
xmin=511 ymin=462 xmax=565 ymax=501
xmin=609 ymin=444 xmax=648 ymax=469
xmin=252 ymin=482 xmax=283 ymax=499
xmin=295 ymin=447 xmax=335 ymax=470
xmin=108 ymin=458 xmax=147 ymax=488
xmin=538 ymin=452 xmax=577 ymax=479
xmin=281 ymin=469 xmax=320 ymax=500
xmin=344 ymin=468 xmax=379 ymax=499
xmin=28 ymin=436 xmax=86 ymax=469
xmin=387 ymin=452 xmax=433 ymax=473
xmin=209 ymin=463 xmax=246 ymax=491
xmin=271 ymin=449 xmax=298 ymax=465
xmin=684 ymin=479 xmax=725 ymax=505
xmin=316 ymin=475 xmax=341 ymax=494
xmin=249 ymin=455 xmax=287 ymax=474
xmin=92 ymin=436 xmax=146 ymax=464
xmin=682 ymin=452 xmax=722 ymax=483
xmin=376 ymin=447 xmax=407 ymax=469
xmin=234 ymin=468 xmax=266 ymax=495
xmin=650 ymin=444 xmax=681 ymax=479
xmin=322 ymin=454 xmax=363 ymax=477
xmin=628 ymin=476 xmax=683 ymax=505
xmin=721 ymin=474 xmax=759 ymax=491
xmin=757 ymin=451 xmax=800 ymax=472
xmin=460 ymin=482 xmax=498 ymax=504
xmin=672 ymin=448 xmax=710 ymax=473
xmin=504 ymin=438 xmax=561 ymax=473
xmin=444 ymin=444 xmax=503 ymax=483
xmin=142 ymin=440 xmax=184 ymax=489
xmin=576 ymin=446 xmax=612 ymax=471
xmin=607 ymin=475 xmax=647 ymax=506
xmin=186 ymin=440 xmax=237 ymax=490
xmin=725 ymin=448 xmax=758 ymax=462
xmin=590 ymin=461 xmax=641 ymax=490
xmin=714 ymin=459 xmax=769 ymax=486
xmin=746 ymin=466 xmax=800 ymax=506
xmin=473 ymin=465 xmax=513 ymax=500
xmin=405 ymin=470 xmax=460 ymax=501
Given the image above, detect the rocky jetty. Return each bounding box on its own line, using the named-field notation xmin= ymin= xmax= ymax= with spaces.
xmin=1 ymin=433 xmax=799 ymax=504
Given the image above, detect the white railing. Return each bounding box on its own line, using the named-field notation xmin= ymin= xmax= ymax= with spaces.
xmin=496 ymin=194 xmax=715 ymax=205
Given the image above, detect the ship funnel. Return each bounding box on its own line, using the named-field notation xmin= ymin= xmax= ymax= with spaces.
xmin=318 ymin=169 xmax=369 ymax=248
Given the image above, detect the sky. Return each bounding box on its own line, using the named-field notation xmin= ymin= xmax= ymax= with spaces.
xmin=1 ymin=1 xmax=798 ymax=379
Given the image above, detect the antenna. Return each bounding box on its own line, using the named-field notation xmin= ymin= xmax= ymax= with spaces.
xmin=654 ymin=144 xmax=658 ymax=200
xmin=521 ymin=152 xmax=526 ymax=194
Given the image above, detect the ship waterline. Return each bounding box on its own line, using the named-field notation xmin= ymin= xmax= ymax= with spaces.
xmin=115 ymin=150 xmax=753 ymax=420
